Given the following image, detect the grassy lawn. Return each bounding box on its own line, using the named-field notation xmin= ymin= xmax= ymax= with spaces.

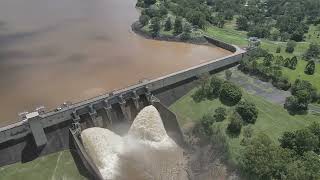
xmin=204 ymin=21 xmax=320 ymax=91
xmin=0 ymin=150 xmax=87 ymax=180
xmin=170 ymin=87 xmax=319 ymax=164
xmin=203 ymin=19 xmax=319 ymax=56
xmin=282 ymin=60 xmax=320 ymax=90
xmin=204 ymin=24 xmax=310 ymax=57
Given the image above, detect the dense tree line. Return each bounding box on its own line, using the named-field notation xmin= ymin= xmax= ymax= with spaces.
xmin=137 ymin=0 xmax=320 ymax=41
xmin=285 ymin=79 xmax=319 ymax=113
xmin=239 ymin=48 xmax=320 ymax=113
xmin=192 ymin=76 xmax=242 ymax=105
xmin=241 ymin=126 xmax=320 ymax=180
xmin=238 ymin=49 xmax=292 ymax=91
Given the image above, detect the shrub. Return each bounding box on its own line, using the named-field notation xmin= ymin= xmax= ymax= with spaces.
xmin=303 ymin=43 xmax=320 ymax=60
xmin=275 ymin=55 xmax=284 ymax=66
xmin=288 ymin=56 xmax=298 ymax=70
xmin=191 ymin=85 xmax=208 ymax=102
xmin=304 ymin=60 xmax=316 ymax=75
xmin=150 ymin=17 xmax=161 ymax=37
xmin=236 ymin=16 xmax=249 ymax=31
xmin=209 ymin=76 xmax=224 ymax=98
xmin=200 ymin=113 xmax=215 ymax=136
xmin=174 ymin=17 xmax=183 ymax=34
xmin=191 ymin=81 xmax=212 ymax=102
xmin=295 ymin=90 xmax=312 ymax=105
xmin=144 ymin=0 xmax=156 ymax=6
xmin=243 ymin=125 xmax=254 ymax=138
xmin=236 ymin=100 xmax=258 ymax=124
xmin=276 ymin=46 xmax=281 ymax=53
xmin=272 ymin=76 xmax=291 ymax=91
xmin=284 ymin=96 xmax=308 ymax=114
xmin=263 ymin=53 xmax=274 ymax=66
xmin=292 ymin=129 xmax=318 ymax=155
xmin=159 ymin=5 xmax=168 ymax=17
xmin=180 ymin=23 xmax=192 ymax=40
xmin=279 ymin=131 xmax=296 ymax=150
xmin=136 ymin=0 xmax=145 ymax=7
xmin=286 ymin=40 xmax=296 ymax=53
xmin=291 ymin=79 xmax=317 ymax=102
xmin=213 ymin=107 xmax=227 ymax=122
xmin=164 ymin=17 xmax=172 ymax=31
xmin=247 ymin=47 xmax=268 ymax=58
xmin=219 ymin=82 xmax=242 ymax=106
xmin=227 ymin=112 xmax=242 ymax=136
xmin=139 ymin=15 xmax=150 ymax=26
xmin=225 ymin=70 xmax=232 ymax=80
xmin=144 ymin=6 xmax=160 ymax=18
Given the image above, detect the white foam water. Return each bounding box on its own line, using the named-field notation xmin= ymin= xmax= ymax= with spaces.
xmin=81 ymin=105 xmax=187 ymax=180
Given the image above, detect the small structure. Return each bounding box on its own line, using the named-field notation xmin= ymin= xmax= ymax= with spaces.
xmin=18 ymin=111 xmax=29 ymax=121
xmin=27 ymin=111 xmax=47 ymax=147
xmin=35 ymin=106 xmax=46 ymax=115
xmin=244 ymin=0 xmax=249 ymax=7
xmin=248 ymin=37 xmax=261 ymax=50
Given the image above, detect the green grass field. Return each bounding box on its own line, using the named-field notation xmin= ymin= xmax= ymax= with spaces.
xmin=204 ymin=22 xmax=320 ymax=91
xmin=170 ymin=87 xmax=319 ymax=164
xmin=0 ymin=150 xmax=87 ymax=180
xmin=282 ymin=60 xmax=320 ymax=90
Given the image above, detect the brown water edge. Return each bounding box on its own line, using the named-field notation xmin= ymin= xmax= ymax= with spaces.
xmin=0 ymin=0 xmax=231 ymax=126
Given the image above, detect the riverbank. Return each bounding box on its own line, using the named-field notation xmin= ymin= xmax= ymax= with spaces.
xmin=131 ymin=21 xmax=209 ymax=45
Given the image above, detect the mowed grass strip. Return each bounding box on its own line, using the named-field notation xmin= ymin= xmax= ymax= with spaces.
xmin=170 ymin=87 xmax=319 ymax=163
xmin=0 ymin=150 xmax=87 ymax=180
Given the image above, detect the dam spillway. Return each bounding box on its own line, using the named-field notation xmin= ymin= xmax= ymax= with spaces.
xmin=0 ymin=36 xmax=245 ymax=170
xmin=79 ymin=106 xmax=187 ymax=180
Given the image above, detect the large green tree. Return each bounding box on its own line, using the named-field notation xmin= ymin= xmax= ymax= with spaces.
xmin=304 ymin=43 xmax=320 ymax=60
xmin=164 ymin=17 xmax=172 ymax=31
xmin=139 ymin=15 xmax=150 ymax=27
xmin=150 ymin=17 xmax=161 ymax=37
xmin=174 ymin=17 xmax=183 ymax=34
xmin=209 ymin=76 xmax=224 ymax=98
xmin=280 ymin=128 xmax=319 ymax=155
xmin=286 ymin=40 xmax=296 ymax=53
xmin=227 ymin=112 xmax=242 ymax=136
xmin=304 ymin=60 xmax=316 ymax=75
xmin=213 ymin=107 xmax=227 ymax=122
xmin=241 ymin=133 xmax=293 ymax=179
xmin=219 ymin=82 xmax=242 ymax=106
xmin=235 ymin=100 xmax=258 ymax=124
xmin=236 ymin=16 xmax=249 ymax=31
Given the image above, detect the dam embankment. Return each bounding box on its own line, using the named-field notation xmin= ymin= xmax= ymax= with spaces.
xmin=0 ymin=36 xmax=245 ymax=167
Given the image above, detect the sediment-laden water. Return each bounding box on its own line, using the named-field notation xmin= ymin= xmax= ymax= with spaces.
xmin=0 ymin=0 xmax=231 ymax=125
xmin=81 ymin=106 xmax=187 ymax=180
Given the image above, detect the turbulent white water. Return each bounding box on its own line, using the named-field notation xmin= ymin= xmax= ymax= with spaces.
xmin=81 ymin=105 xmax=187 ymax=180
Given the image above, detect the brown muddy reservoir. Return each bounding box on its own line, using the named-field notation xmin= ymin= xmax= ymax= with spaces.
xmin=0 ymin=0 xmax=231 ymax=125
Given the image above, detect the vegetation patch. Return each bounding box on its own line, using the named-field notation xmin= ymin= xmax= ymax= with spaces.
xmin=0 ymin=150 xmax=88 ymax=180
xmin=170 ymin=76 xmax=319 ymax=179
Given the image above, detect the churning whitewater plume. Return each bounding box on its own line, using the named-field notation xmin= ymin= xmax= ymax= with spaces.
xmin=81 ymin=105 xmax=187 ymax=180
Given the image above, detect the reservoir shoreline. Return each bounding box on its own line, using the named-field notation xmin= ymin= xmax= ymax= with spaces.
xmin=0 ymin=0 xmax=231 ymax=126
xmin=131 ymin=21 xmax=209 ymax=45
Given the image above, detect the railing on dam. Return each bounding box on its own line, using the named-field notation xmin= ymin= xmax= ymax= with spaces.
xmin=0 ymin=36 xmax=246 ymax=147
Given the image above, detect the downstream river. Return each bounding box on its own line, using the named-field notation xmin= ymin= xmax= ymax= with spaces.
xmin=0 ymin=0 xmax=231 ymax=125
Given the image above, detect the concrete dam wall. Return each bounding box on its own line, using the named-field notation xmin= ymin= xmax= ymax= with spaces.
xmin=0 ymin=36 xmax=246 ymax=167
